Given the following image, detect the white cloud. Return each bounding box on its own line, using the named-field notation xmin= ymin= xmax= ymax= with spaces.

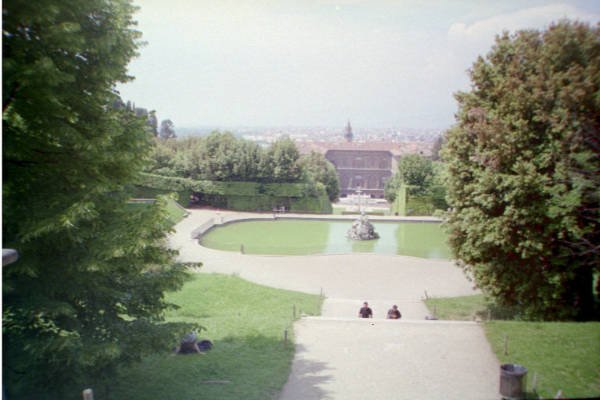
xmin=448 ymin=3 xmax=600 ymax=52
xmin=429 ymin=3 xmax=600 ymax=94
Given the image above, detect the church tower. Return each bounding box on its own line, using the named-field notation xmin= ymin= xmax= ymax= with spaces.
xmin=344 ymin=120 xmax=353 ymax=142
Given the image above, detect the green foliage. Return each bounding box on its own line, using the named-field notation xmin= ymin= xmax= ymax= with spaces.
xmin=288 ymin=190 xmax=332 ymax=214
xmin=2 ymin=0 xmax=195 ymax=396
xmin=390 ymin=184 xmax=407 ymax=216
xmin=130 ymin=184 xmax=192 ymax=207
xmin=406 ymin=195 xmax=436 ymax=216
xmin=298 ymin=151 xmax=340 ymax=201
xmin=158 ymin=119 xmax=176 ymax=139
xmin=383 ymin=172 xmax=403 ymax=202
xmin=444 ymin=21 xmax=600 ymax=320
xmin=194 ymin=132 xmax=264 ymax=181
xmin=429 ymin=161 xmax=449 ymax=210
xmin=137 ymin=173 xmax=313 ymax=197
xmin=134 ymin=195 xmax=188 ymax=224
xmin=397 ymin=154 xmax=434 ymax=195
xmin=431 ymin=135 xmax=444 ymax=161
xmin=142 ymin=133 xmax=334 ymax=211
xmin=145 ymin=132 xmax=307 ymax=184
xmin=136 ymin=173 xmax=331 ymax=213
xmin=265 ymin=136 xmax=302 ymax=182
xmin=386 ymin=157 xmax=448 ymax=215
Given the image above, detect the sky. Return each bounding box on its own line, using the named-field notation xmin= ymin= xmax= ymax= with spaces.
xmin=118 ymin=1 xmax=600 ymax=130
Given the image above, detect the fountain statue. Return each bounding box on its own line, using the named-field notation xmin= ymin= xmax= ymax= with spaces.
xmin=347 ymin=188 xmax=379 ymax=240
xmin=347 ymin=212 xmax=379 ymax=240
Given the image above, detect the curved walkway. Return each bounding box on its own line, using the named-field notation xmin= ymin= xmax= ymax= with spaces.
xmin=170 ymin=209 xmax=500 ymax=400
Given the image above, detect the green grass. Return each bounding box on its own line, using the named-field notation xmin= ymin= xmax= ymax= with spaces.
xmin=486 ymin=321 xmax=600 ymax=399
xmin=164 ymin=196 xmax=187 ymax=224
xmin=425 ymin=295 xmax=600 ymax=398
xmin=424 ymin=294 xmax=488 ymax=320
xmin=110 ymin=273 xmax=323 ymax=400
xmin=126 ymin=197 xmax=187 ymax=225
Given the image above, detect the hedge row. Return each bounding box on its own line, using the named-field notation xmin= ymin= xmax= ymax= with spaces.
xmin=136 ymin=173 xmax=320 ymax=197
xmin=134 ymin=173 xmax=332 ymax=214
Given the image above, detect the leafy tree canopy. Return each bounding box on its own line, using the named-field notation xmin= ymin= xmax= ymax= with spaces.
xmin=266 ymin=136 xmax=302 ymax=183
xmin=397 ymin=154 xmax=434 ymax=193
xmin=159 ymin=118 xmax=176 ymax=139
xmin=384 ymin=154 xmax=445 ymax=202
xmin=298 ymin=151 xmax=340 ymax=202
xmin=145 ymin=132 xmax=326 ymax=187
xmin=444 ymin=20 xmax=600 ymax=320
xmin=3 ymin=0 xmax=195 ymax=397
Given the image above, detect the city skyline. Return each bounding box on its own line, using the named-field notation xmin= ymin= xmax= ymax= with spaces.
xmin=118 ymin=1 xmax=600 ymax=129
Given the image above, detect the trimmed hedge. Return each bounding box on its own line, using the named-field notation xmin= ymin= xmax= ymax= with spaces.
xmin=136 ymin=173 xmax=317 ymax=197
xmin=135 ymin=173 xmax=331 ymax=213
xmin=406 ymin=195 xmax=436 ymax=216
xmin=129 ymin=185 xmax=191 ymax=205
xmin=390 ymin=184 xmax=407 ymax=216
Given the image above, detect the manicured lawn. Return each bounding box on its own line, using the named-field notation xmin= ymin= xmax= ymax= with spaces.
xmin=164 ymin=196 xmax=187 ymax=224
xmin=424 ymin=294 xmax=488 ymax=320
xmin=486 ymin=321 xmax=600 ymax=399
xmin=425 ymin=295 xmax=600 ymax=398
xmin=126 ymin=196 xmax=187 ymax=225
xmin=110 ymin=273 xmax=323 ymax=400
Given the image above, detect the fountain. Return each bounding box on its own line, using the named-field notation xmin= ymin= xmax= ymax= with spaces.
xmin=347 ymin=189 xmax=379 ymax=241
xmin=347 ymin=212 xmax=379 ymax=240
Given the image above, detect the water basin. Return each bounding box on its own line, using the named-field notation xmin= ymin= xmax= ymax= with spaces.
xmin=199 ymin=219 xmax=451 ymax=259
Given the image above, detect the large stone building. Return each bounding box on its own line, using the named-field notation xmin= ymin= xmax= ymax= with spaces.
xmin=297 ymin=122 xmax=432 ymax=198
xmin=325 ymin=145 xmax=393 ymax=198
xmin=322 ymin=121 xmax=392 ymax=197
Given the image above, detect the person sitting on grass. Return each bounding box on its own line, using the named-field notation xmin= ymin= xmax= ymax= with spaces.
xmin=386 ymin=305 xmax=401 ymax=320
xmin=175 ymin=331 xmax=213 ymax=355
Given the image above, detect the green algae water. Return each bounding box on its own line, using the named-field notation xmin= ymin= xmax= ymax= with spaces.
xmin=199 ymin=219 xmax=451 ymax=259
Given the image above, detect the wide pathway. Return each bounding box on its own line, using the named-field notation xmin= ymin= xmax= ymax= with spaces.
xmin=170 ymin=209 xmax=501 ymax=400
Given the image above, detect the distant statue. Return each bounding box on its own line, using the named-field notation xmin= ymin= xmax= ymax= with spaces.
xmin=347 ymin=212 xmax=379 ymax=240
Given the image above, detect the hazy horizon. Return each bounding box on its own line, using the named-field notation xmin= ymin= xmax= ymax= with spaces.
xmin=118 ymin=1 xmax=600 ymax=130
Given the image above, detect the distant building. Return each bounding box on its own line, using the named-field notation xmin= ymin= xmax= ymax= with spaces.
xmin=296 ymin=122 xmax=434 ymax=198
xmin=344 ymin=120 xmax=354 ymax=142
xmin=325 ymin=143 xmax=393 ymax=198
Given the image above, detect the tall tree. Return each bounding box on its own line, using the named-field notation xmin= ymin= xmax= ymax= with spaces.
xmin=444 ymin=21 xmax=600 ymax=320
xmin=385 ymin=154 xmax=434 ymax=200
xmin=431 ymin=135 xmax=444 ymax=161
xmin=159 ymin=118 xmax=176 ymax=139
xmin=192 ymin=131 xmax=264 ymax=181
xmin=298 ymin=151 xmax=340 ymax=202
xmin=3 ymin=0 xmax=194 ymax=397
xmin=147 ymin=110 xmax=159 ymax=136
xmin=266 ymin=136 xmax=302 ymax=183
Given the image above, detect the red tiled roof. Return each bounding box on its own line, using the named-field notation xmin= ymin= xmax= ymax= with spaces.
xmin=296 ymin=141 xmax=430 ymax=157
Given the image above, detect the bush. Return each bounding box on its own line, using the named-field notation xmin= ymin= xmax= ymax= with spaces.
xmin=135 ymin=173 xmax=331 ymax=213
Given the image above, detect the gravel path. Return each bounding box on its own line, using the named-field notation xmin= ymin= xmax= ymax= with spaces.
xmin=280 ymin=318 xmax=499 ymax=400
xmin=170 ymin=209 xmax=501 ymax=400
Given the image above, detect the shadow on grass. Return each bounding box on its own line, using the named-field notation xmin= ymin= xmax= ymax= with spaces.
xmin=279 ymin=343 xmax=332 ymax=400
xmin=103 ymin=334 xmax=332 ymax=400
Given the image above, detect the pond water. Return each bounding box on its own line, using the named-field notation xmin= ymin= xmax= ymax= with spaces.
xmin=199 ymin=219 xmax=451 ymax=259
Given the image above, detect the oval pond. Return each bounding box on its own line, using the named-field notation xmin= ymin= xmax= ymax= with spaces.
xmin=199 ymin=219 xmax=451 ymax=259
